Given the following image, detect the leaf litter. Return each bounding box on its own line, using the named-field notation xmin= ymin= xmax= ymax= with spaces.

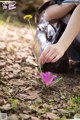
xmin=0 ymin=23 xmax=80 ymax=120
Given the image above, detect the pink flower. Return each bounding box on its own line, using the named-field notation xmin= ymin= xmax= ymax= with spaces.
xmin=40 ymin=72 xmax=57 ymax=86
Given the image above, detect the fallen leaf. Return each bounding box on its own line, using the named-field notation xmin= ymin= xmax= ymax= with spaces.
xmin=0 ymin=60 xmax=6 ymax=68
xmin=43 ymin=112 xmax=59 ymax=119
xmin=31 ymin=116 xmax=40 ymax=120
xmin=7 ymin=114 xmax=18 ymax=120
xmin=27 ymin=91 xmax=39 ymax=100
xmin=0 ymin=104 xmax=12 ymax=110
xmin=0 ymin=99 xmax=5 ymax=106
xmin=19 ymin=114 xmax=30 ymax=119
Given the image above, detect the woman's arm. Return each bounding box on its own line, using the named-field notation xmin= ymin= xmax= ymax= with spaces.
xmin=39 ymin=5 xmax=80 ymax=64
xmin=43 ymin=0 xmax=50 ymax=3
xmin=44 ymin=3 xmax=76 ymax=21
xmin=57 ymin=4 xmax=80 ymax=54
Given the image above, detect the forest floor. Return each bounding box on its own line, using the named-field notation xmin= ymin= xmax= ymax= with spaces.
xmin=0 ymin=22 xmax=80 ymax=120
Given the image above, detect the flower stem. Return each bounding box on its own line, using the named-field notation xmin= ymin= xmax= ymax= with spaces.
xmin=27 ymin=19 xmax=35 ymax=42
xmin=27 ymin=19 xmax=42 ymax=72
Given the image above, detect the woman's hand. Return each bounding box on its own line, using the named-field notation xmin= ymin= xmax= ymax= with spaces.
xmin=39 ymin=5 xmax=80 ymax=65
xmin=39 ymin=43 xmax=65 ymax=64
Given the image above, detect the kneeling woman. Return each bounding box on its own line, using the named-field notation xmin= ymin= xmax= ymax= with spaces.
xmin=39 ymin=1 xmax=80 ymax=70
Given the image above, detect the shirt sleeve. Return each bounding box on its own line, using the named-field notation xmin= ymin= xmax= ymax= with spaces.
xmin=63 ymin=0 xmax=80 ymax=4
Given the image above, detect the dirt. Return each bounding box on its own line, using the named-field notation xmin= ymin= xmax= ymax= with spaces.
xmin=0 ymin=23 xmax=80 ymax=120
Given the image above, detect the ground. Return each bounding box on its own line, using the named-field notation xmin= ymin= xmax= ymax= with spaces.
xmin=0 ymin=22 xmax=80 ymax=120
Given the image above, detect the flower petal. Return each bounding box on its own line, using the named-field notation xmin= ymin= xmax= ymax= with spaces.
xmin=46 ymin=75 xmax=57 ymax=86
xmin=46 ymin=72 xmax=51 ymax=78
xmin=40 ymin=72 xmax=48 ymax=83
xmin=24 ymin=15 xmax=32 ymax=20
xmin=40 ymin=72 xmax=57 ymax=86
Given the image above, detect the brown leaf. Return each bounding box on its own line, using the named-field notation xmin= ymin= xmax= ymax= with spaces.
xmin=7 ymin=114 xmax=18 ymax=120
xmin=19 ymin=114 xmax=30 ymax=119
xmin=27 ymin=91 xmax=39 ymax=100
xmin=31 ymin=116 xmax=40 ymax=120
xmin=0 ymin=104 xmax=12 ymax=110
xmin=0 ymin=42 xmax=6 ymax=50
xmin=58 ymin=109 xmax=69 ymax=114
xmin=0 ymin=60 xmax=6 ymax=68
xmin=12 ymin=79 xmax=26 ymax=86
xmin=0 ymin=99 xmax=5 ymax=106
xmin=0 ymin=91 xmax=7 ymax=98
xmin=16 ymin=94 xmax=28 ymax=100
xmin=43 ymin=112 xmax=59 ymax=120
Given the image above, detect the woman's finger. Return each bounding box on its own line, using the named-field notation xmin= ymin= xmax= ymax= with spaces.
xmin=45 ymin=51 xmax=57 ymax=63
xmin=51 ymin=55 xmax=60 ymax=63
xmin=39 ymin=46 xmax=50 ymax=63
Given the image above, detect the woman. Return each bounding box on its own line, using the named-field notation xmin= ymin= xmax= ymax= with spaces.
xmin=39 ymin=1 xmax=80 ymax=65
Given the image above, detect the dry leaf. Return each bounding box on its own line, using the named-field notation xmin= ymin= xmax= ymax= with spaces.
xmin=43 ymin=112 xmax=59 ymax=120
xmin=0 ymin=104 xmax=12 ymax=110
xmin=31 ymin=116 xmax=40 ymax=120
xmin=7 ymin=114 xmax=18 ymax=120
xmin=19 ymin=114 xmax=30 ymax=119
